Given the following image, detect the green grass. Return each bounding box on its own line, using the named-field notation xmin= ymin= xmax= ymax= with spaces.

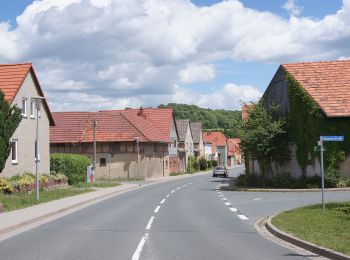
xmin=272 ymin=202 xmax=350 ymax=255
xmin=0 ymin=187 xmax=93 ymax=212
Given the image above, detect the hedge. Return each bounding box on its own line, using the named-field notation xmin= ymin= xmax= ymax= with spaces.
xmin=50 ymin=154 xmax=91 ymax=185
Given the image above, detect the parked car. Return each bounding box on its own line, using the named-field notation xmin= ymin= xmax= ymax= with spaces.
xmin=212 ymin=166 xmax=228 ymax=178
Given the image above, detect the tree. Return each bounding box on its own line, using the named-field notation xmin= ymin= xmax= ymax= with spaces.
xmin=0 ymin=90 xmax=22 ymax=173
xmin=238 ymin=101 xmax=289 ymax=176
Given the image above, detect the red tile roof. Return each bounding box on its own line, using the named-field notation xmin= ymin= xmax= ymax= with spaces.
xmin=282 ymin=60 xmax=350 ymax=117
xmin=51 ymin=108 xmax=172 ymax=144
xmin=242 ymin=103 xmax=254 ymax=121
xmin=102 ymin=108 xmax=174 ymax=138
xmin=227 ymin=138 xmax=240 ymax=156
xmin=0 ymin=63 xmax=55 ymax=125
xmin=203 ymin=131 xmax=227 ymax=147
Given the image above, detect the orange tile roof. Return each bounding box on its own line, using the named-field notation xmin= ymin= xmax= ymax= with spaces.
xmin=203 ymin=131 xmax=227 ymax=147
xmin=227 ymin=138 xmax=240 ymax=156
xmin=282 ymin=60 xmax=350 ymax=117
xmin=51 ymin=108 xmax=171 ymax=144
xmin=102 ymin=108 xmax=174 ymax=138
xmin=0 ymin=63 xmax=32 ymax=103
xmin=242 ymin=103 xmax=254 ymax=121
xmin=0 ymin=63 xmax=55 ymax=125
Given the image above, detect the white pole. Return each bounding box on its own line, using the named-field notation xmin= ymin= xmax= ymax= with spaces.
xmin=35 ymin=107 xmax=40 ymax=200
xmin=320 ymin=138 xmax=325 ymax=213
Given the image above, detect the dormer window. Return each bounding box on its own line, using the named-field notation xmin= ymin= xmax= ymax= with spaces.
xmin=22 ymin=98 xmax=27 ymax=117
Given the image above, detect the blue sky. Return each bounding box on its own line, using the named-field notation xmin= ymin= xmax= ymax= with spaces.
xmin=0 ymin=0 xmax=348 ymax=111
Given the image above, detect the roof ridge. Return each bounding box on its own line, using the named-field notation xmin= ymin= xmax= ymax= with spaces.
xmin=0 ymin=63 xmax=32 ymax=67
xmin=119 ymin=112 xmax=150 ymax=141
xmin=282 ymin=59 xmax=350 ymax=66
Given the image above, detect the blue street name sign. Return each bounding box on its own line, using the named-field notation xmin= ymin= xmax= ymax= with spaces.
xmin=321 ymin=136 xmax=344 ymax=142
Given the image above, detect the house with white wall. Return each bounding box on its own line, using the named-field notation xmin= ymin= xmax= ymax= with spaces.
xmin=0 ymin=63 xmax=54 ymax=177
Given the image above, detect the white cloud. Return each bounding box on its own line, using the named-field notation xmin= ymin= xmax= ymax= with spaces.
xmin=0 ymin=0 xmax=349 ymax=111
xmin=179 ymin=64 xmax=215 ymax=84
xmin=172 ymin=83 xmax=262 ymax=110
xmin=282 ymin=0 xmax=303 ymax=16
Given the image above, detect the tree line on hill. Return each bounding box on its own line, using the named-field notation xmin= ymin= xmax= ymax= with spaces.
xmin=158 ymin=103 xmax=242 ymax=138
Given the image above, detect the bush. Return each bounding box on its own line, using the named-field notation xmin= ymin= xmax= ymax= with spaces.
xmin=211 ymin=160 xmax=218 ymax=168
xmin=0 ymin=177 xmax=14 ymax=193
xmin=199 ymin=158 xmax=207 ymax=171
xmin=187 ymin=156 xmax=198 ymax=173
xmin=235 ymin=173 xmax=323 ymax=189
xmin=50 ymin=154 xmax=91 ymax=185
xmin=207 ymin=160 xmax=212 ymax=168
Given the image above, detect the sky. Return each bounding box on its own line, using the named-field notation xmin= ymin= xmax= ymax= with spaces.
xmin=0 ymin=0 xmax=348 ymax=112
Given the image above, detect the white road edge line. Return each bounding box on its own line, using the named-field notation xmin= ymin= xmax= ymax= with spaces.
xmin=230 ymin=207 xmax=238 ymax=212
xmin=132 ymin=232 xmax=149 ymax=260
xmin=154 ymin=206 xmax=161 ymax=213
xmin=160 ymin=199 xmax=166 ymax=204
xmin=237 ymin=214 xmax=249 ymax=220
xmin=146 ymin=216 xmax=155 ymax=230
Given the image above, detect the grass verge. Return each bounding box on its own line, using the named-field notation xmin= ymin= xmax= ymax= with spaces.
xmin=0 ymin=187 xmax=93 ymax=212
xmin=272 ymin=202 xmax=350 ymax=255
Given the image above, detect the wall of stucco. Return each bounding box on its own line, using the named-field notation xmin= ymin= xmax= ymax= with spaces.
xmin=2 ymin=72 xmax=50 ymax=177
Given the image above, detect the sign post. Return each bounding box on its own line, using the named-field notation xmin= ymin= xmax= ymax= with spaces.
xmin=318 ymin=136 xmax=344 ymax=212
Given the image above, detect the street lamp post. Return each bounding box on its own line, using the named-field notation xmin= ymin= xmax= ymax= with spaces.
xmin=34 ymin=96 xmax=45 ymax=200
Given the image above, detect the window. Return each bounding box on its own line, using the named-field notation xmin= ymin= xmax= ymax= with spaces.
xmin=11 ymin=140 xmax=18 ymax=164
xmin=30 ymin=99 xmax=35 ymax=118
xmin=99 ymin=158 xmax=106 ymax=166
xmin=21 ymin=98 xmax=27 ymax=117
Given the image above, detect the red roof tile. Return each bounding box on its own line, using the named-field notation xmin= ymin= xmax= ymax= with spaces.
xmin=282 ymin=60 xmax=350 ymax=117
xmin=227 ymin=138 xmax=240 ymax=156
xmin=102 ymin=108 xmax=174 ymax=139
xmin=203 ymin=131 xmax=227 ymax=147
xmin=0 ymin=63 xmax=32 ymax=103
xmin=242 ymin=103 xmax=254 ymax=121
xmin=50 ymin=109 xmax=171 ymax=144
xmin=0 ymin=63 xmax=55 ymax=125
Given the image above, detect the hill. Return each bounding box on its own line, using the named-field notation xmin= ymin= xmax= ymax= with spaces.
xmin=158 ymin=103 xmax=242 ymax=137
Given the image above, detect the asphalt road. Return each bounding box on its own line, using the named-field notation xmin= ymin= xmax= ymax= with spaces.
xmin=0 ymin=166 xmax=349 ymax=260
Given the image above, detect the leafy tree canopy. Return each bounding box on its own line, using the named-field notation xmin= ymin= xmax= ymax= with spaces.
xmin=0 ymin=90 xmax=22 ymax=173
xmin=158 ymin=103 xmax=242 ymax=137
xmin=237 ymin=101 xmax=289 ymax=175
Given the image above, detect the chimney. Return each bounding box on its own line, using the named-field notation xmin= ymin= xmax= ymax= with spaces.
xmin=138 ymin=106 xmax=146 ymax=118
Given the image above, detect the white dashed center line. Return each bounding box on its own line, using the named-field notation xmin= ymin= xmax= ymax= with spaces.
xmin=132 ymin=233 xmax=149 ymax=260
xmin=225 ymin=202 xmax=231 ymax=206
xmin=237 ymin=214 xmax=249 ymax=220
xmin=166 ymin=194 xmax=170 ymax=198
xmin=230 ymin=207 xmax=238 ymax=212
xmin=171 ymin=190 xmax=175 ymax=193
xmin=154 ymin=206 xmax=160 ymax=213
xmin=146 ymin=216 xmax=155 ymax=230
xmin=160 ymin=199 xmax=166 ymax=204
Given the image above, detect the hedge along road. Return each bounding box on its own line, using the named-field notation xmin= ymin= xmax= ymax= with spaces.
xmin=1 ymin=166 xmax=348 ymax=260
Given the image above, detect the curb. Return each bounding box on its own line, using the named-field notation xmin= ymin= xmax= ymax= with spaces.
xmin=0 ymin=184 xmax=139 ymax=237
xmin=265 ymin=214 xmax=350 ymax=260
xmin=245 ymin=187 xmax=350 ymax=192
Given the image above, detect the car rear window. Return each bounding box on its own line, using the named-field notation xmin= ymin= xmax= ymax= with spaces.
xmin=215 ymin=167 xmax=224 ymax=170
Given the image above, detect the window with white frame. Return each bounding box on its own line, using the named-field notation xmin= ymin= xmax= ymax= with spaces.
xmin=30 ymin=99 xmax=35 ymax=118
xmin=21 ymin=98 xmax=27 ymax=117
xmin=11 ymin=140 xmax=18 ymax=164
